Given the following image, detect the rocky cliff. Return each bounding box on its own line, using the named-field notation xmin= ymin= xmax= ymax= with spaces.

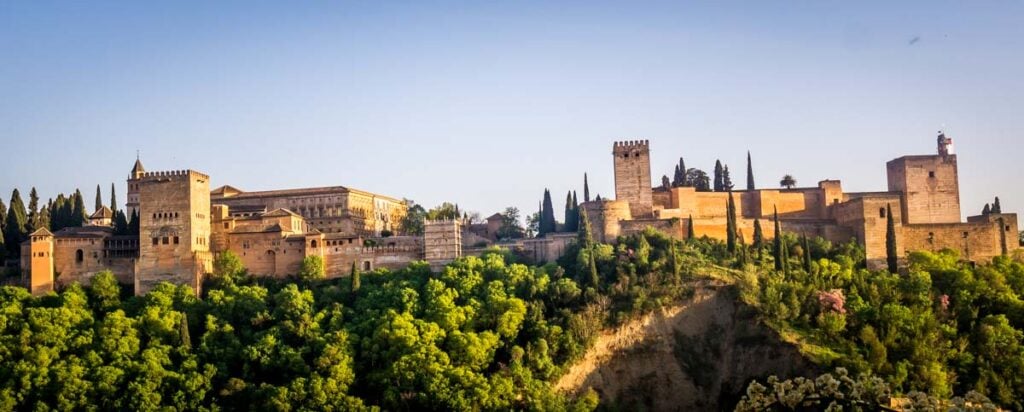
xmin=555 ymin=280 xmax=818 ymax=411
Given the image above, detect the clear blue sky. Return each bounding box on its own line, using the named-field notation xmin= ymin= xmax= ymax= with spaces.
xmin=2 ymin=1 xmax=1022 ymax=221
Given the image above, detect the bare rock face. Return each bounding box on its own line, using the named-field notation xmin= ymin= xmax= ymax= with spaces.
xmin=555 ymin=281 xmax=818 ymax=411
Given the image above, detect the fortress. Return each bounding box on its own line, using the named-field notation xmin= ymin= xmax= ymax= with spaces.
xmin=584 ymin=134 xmax=1018 ymax=269
xmin=18 ymin=132 xmax=1019 ymax=295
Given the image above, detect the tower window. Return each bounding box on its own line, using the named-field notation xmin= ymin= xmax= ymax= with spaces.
xmin=879 ymin=208 xmax=886 ymax=218
xmin=75 ymin=249 xmax=83 ymax=263
xmin=162 ymin=237 xmax=169 ymax=244
xmin=173 ymin=236 xmax=179 ymax=244
xmin=928 ymin=171 xmax=935 ymax=178
xmin=153 ymin=238 xmax=159 ymax=245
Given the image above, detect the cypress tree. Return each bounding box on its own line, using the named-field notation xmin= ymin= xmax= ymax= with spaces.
xmin=72 ymin=189 xmax=87 ymax=226
xmin=673 ymin=165 xmax=682 ymax=187
xmin=737 ymin=233 xmax=749 ymax=266
xmin=578 ymin=208 xmax=594 ymax=248
xmin=589 ymin=249 xmax=599 ymax=289
xmin=540 ymin=189 xmax=557 ymax=235
xmin=992 ymin=197 xmax=1002 ymax=214
xmin=180 ymin=315 xmax=192 ymax=350
xmin=802 ymin=235 xmax=813 ymax=273
xmin=36 ymin=205 xmax=50 ymax=235
xmin=746 ymin=151 xmax=755 ymax=190
xmin=5 ymin=189 xmax=28 ymax=257
xmin=583 ymin=173 xmax=591 ymax=202
xmin=723 ymin=165 xmax=734 ymax=191
xmin=713 ymin=160 xmax=724 ymax=192
xmin=886 ymin=203 xmax=898 ymax=273
xmin=0 ymin=197 xmax=6 ymax=236
xmin=110 ymin=183 xmax=118 ymax=215
xmin=129 ymin=209 xmax=140 ymax=235
xmin=95 ymin=184 xmax=103 ymax=213
xmin=687 ymin=214 xmax=696 ymax=240
xmin=982 ymin=204 xmax=991 ymax=215
xmin=773 ymin=206 xmax=784 ymax=272
xmin=114 ymin=210 xmax=129 ymax=235
xmin=679 ymin=158 xmax=688 ymax=186
xmin=726 ymin=194 xmax=737 ymax=253
xmin=564 ymin=191 xmax=573 ymax=232
xmin=753 ymin=219 xmax=764 ymax=260
xmin=569 ymin=191 xmax=579 ymax=232
xmin=27 ymin=188 xmax=39 ymax=233
xmin=669 ymin=239 xmax=680 ymax=281
xmin=350 ymin=262 xmax=361 ymax=294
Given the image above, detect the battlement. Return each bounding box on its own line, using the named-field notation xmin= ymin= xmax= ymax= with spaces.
xmin=139 ymin=169 xmax=210 ymax=181
xmin=613 ymin=140 xmax=650 ymax=153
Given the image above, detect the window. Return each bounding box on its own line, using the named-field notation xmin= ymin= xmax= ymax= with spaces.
xmin=928 ymin=171 xmax=936 ymax=178
xmin=162 ymin=237 xmax=169 ymax=244
xmin=1006 ymin=225 xmax=1012 ymax=231
xmin=224 ymin=223 xmax=229 ymax=229
xmin=75 ymin=249 xmax=84 ymax=263
xmin=153 ymin=237 xmax=159 ymax=245
xmin=311 ymin=240 xmax=318 ymax=248
xmin=879 ymin=208 xmax=886 ymax=218
xmin=363 ymin=261 xmax=371 ymax=271
xmin=963 ymin=231 xmax=969 ymax=238
xmin=173 ymin=236 xmax=179 ymax=244
xmin=833 ymin=199 xmax=839 ymax=204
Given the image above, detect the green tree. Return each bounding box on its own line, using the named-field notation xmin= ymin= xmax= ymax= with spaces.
xmin=427 ymin=202 xmax=460 ymax=220
xmin=110 ymin=183 xmax=117 ymax=215
xmin=540 ymin=189 xmax=557 ymax=236
xmin=578 ymin=208 xmax=594 ymax=249
xmin=753 ymin=219 xmax=764 ymax=254
xmin=129 ymin=209 xmax=140 ymax=235
xmin=26 ymin=187 xmax=39 ymax=233
xmin=497 ymin=207 xmax=525 ymax=240
xmin=400 ymin=200 xmax=427 ymax=235
xmin=113 ymin=210 xmax=129 ymax=235
xmin=350 ymin=261 xmax=361 ymax=294
xmin=564 ymin=192 xmax=574 ymax=232
xmin=992 ymin=196 xmax=1002 ymax=213
xmin=4 ymin=189 xmax=28 ymax=257
xmin=583 ymin=173 xmax=590 ymax=202
xmin=95 ymin=184 xmax=103 ymax=213
xmin=713 ymin=160 xmax=724 ymax=192
xmin=89 ymin=270 xmax=121 ymax=313
xmin=886 ymin=203 xmax=897 ymax=273
xmin=685 ymin=168 xmax=711 ymax=192
xmin=780 ymin=174 xmax=796 ymax=189
xmin=71 ymin=189 xmax=87 ymax=226
xmin=722 ymin=164 xmax=734 ymax=191
xmin=687 ymin=214 xmax=696 ymax=240
xmin=746 ymin=150 xmax=755 ymax=191
xmin=726 ymin=193 xmax=737 ymax=253
xmin=773 ymin=207 xmax=785 ymax=272
xmin=213 ymin=251 xmax=246 ymax=281
xmin=299 ymin=255 xmax=325 ymax=280
xmin=802 ymin=235 xmax=812 ymax=273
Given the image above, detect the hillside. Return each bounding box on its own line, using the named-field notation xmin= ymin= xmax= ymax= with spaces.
xmin=556 ymin=280 xmax=818 ymax=411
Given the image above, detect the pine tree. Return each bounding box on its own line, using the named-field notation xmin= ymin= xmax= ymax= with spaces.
xmin=72 ymin=189 xmax=87 ymax=226
xmin=723 ymin=165 xmax=734 ymax=191
xmin=5 ymin=189 xmax=28 ymax=257
xmin=110 ymin=183 xmax=118 ymax=215
xmin=886 ymin=203 xmax=898 ymax=273
xmin=714 ymin=160 xmax=724 ymax=192
xmin=746 ymin=151 xmax=755 ymax=191
xmin=687 ymin=214 xmax=696 ymax=240
xmin=350 ymin=262 xmax=361 ymax=294
xmin=753 ymin=219 xmax=764 ymax=260
xmin=726 ymin=194 xmax=737 ymax=253
xmin=95 ymin=184 xmax=103 ymax=213
xmin=540 ymin=189 xmax=557 ymax=235
xmin=992 ymin=197 xmax=1002 ymax=214
xmin=773 ymin=207 xmax=784 ymax=272
xmin=583 ymin=173 xmax=591 ymax=202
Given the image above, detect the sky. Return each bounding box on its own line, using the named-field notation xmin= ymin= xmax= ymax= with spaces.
xmin=2 ymin=1 xmax=1022 ymax=222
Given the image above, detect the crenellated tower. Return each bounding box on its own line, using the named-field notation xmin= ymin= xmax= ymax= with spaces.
xmin=613 ymin=140 xmax=653 ymax=218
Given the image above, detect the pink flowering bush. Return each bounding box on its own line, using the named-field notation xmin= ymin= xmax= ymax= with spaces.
xmin=817 ymin=289 xmax=846 ymax=315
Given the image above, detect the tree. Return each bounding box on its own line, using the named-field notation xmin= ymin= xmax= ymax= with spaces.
xmin=992 ymin=197 xmax=1002 ymax=214
xmin=687 ymin=214 xmax=696 ymax=240
xmin=746 ymin=151 xmax=755 ymax=191
xmin=526 ymin=210 xmax=540 ymax=238
xmin=299 ymin=255 xmax=326 ymax=280
xmin=350 ymin=262 xmax=360 ymax=295
xmin=110 ymin=183 xmax=117 ymax=215
xmin=773 ymin=207 xmax=785 ymax=272
xmin=722 ymin=165 xmax=734 ymax=191
xmin=89 ymin=270 xmax=121 ymax=313
xmin=753 ymin=219 xmax=764 ymax=252
xmin=26 ymin=187 xmax=39 ymax=233
xmin=129 ymin=209 xmax=140 ymax=235
xmin=673 ymin=158 xmax=687 ymax=187
xmin=213 ymin=251 xmax=246 ymax=281
xmin=35 ymin=205 xmax=50 ymax=235
xmin=564 ymin=192 xmax=574 ymax=232
xmin=583 ymin=173 xmax=590 ymax=202
xmin=661 ymin=175 xmax=670 ymax=190
xmin=983 ymin=203 xmax=992 ymax=215
xmin=886 ymin=203 xmax=898 ymax=273
xmin=780 ymin=174 xmax=797 ymax=189
xmin=685 ymin=168 xmax=711 ymax=192
xmin=497 ymin=207 xmax=525 ymax=240
xmin=400 ymin=200 xmax=427 ymax=235
xmin=726 ymin=194 xmax=737 ymax=253
xmin=714 ymin=160 xmax=724 ymax=192
xmin=71 ymin=189 xmax=87 ymax=226
xmin=578 ymin=208 xmax=594 ymax=248
xmin=802 ymin=235 xmax=813 ymax=273
xmin=540 ymin=189 xmax=557 ymax=236
xmin=5 ymin=189 xmax=28 ymax=257
xmin=95 ymin=184 xmax=103 ymax=213
xmin=426 ymin=202 xmax=460 ymax=220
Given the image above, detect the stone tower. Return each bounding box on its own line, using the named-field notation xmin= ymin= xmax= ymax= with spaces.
xmin=886 ymin=133 xmax=961 ymax=224
xmin=135 ymin=169 xmax=212 ymax=295
xmin=613 ymin=140 xmax=653 ymax=218
xmin=25 ymin=228 xmax=55 ymax=296
xmin=127 ymin=157 xmax=145 ymax=218
xmin=424 ymin=219 xmax=462 ymax=271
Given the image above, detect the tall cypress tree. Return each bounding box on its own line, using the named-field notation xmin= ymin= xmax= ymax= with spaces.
xmin=36 ymin=205 xmax=50 ymax=235
xmin=673 ymin=165 xmax=682 ymax=187
xmin=583 ymin=174 xmax=591 ymax=202
xmin=802 ymin=235 xmax=813 ymax=273
xmin=886 ymin=203 xmax=898 ymax=273
xmin=5 ymin=189 xmax=28 ymax=257
xmin=679 ymin=158 xmax=688 ymax=186
xmin=72 ymin=189 xmax=87 ymax=226
xmin=350 ymin=262 xmax=361 ymax=295
xmin=0 ymin=197 xmax=6 ymax=236
xmin=992 ymin=197 xmax=1002 ymax=214
xmin=746 ymin=151 xmax=755 ymax=190
xmin=773 ymin=206 xmax=784 ymax=272
xmin=578 ymin=208 xmax=593 ymax=248
xmin=540 ymin=189 xmax=556 ymax=235
xmin=726 ymin=193 xmax=737 ymax=253
xmin=713 ymin=160 xmax=724 ymax=192
xmin=687 ymin=214 xmax=696 ymax=240
xmin=588 ymin=249 xmax=599 ymax=289
xmin=95 ymin=184 xmax=103 ymax=213
xmin=569 ymin=191 xmax=579 ymax=232
xmin=110 ymin=183 xmax=118 ymax=215
xmin=752 ymin=218 xmax=763 ymax=260
xmin=27 ymin=188 xmax=39 ymax=233
xmin=114 ymin=210 xmax=129 ymax=235
xmin=129 ymin=209 xmax=140 ymax=235
xmin=564 ymin=191 xmax=573 ymax=233
xmin=983 ymin=204 xmax=992 ymax=215
xmin=723 ymin=165 xmax=734 ymax=191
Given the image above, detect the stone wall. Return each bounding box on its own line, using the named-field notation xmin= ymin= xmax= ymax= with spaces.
xmin=581 ymin=200 xmax=632 ymax=244
xmin=887 ymin=155 xmax=961 ymax=224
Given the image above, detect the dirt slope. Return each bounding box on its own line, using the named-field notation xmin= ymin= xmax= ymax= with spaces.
xmin=555 ymin=280 xmax=818 ymax=411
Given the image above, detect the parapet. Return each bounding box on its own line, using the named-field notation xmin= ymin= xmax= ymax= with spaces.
xmin=138 ymin=169 xmax=211 ymax=182
xmin=612 ymin=140 xmax=650 ymax=154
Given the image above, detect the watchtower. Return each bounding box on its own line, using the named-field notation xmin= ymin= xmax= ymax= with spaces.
xmin=136 ymin=169 xmax=212 ymax=295
xmin=886 ymin=132 xmax=961 ymax=224
xmin=127 ymin=157 xmax=145 ymax=218
xmin=613 ymin=140 xmax=653 ymax=218
xmin=424 ymin=219 xmax=462 ymax=271
xmin=26 ymin=228 xmax=55 ymax=296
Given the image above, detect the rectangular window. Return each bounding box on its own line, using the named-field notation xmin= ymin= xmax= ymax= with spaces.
xmin=162 ymin=237 xmax=169 ymax=244
xmin=153 ymin=238 xmax=159 ymax=245
xmin=928 ymin=171 xmax=936 ymax=178
xmin=173 ymin=236 xmax=179 ymax=244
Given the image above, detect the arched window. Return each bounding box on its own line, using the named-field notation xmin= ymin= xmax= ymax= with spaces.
xmin=75 ymin=249 xmax=84 ymax=263
xmin=311 ymin=240 xmax=318 ymax=248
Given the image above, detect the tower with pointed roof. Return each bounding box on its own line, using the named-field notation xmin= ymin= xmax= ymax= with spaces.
xmin=127 ymin=156 xmax=145 ymax=217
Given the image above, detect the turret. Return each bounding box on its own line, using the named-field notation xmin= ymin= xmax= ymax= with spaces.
xmin=937 ymin=131 xmax=954 ymax=156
